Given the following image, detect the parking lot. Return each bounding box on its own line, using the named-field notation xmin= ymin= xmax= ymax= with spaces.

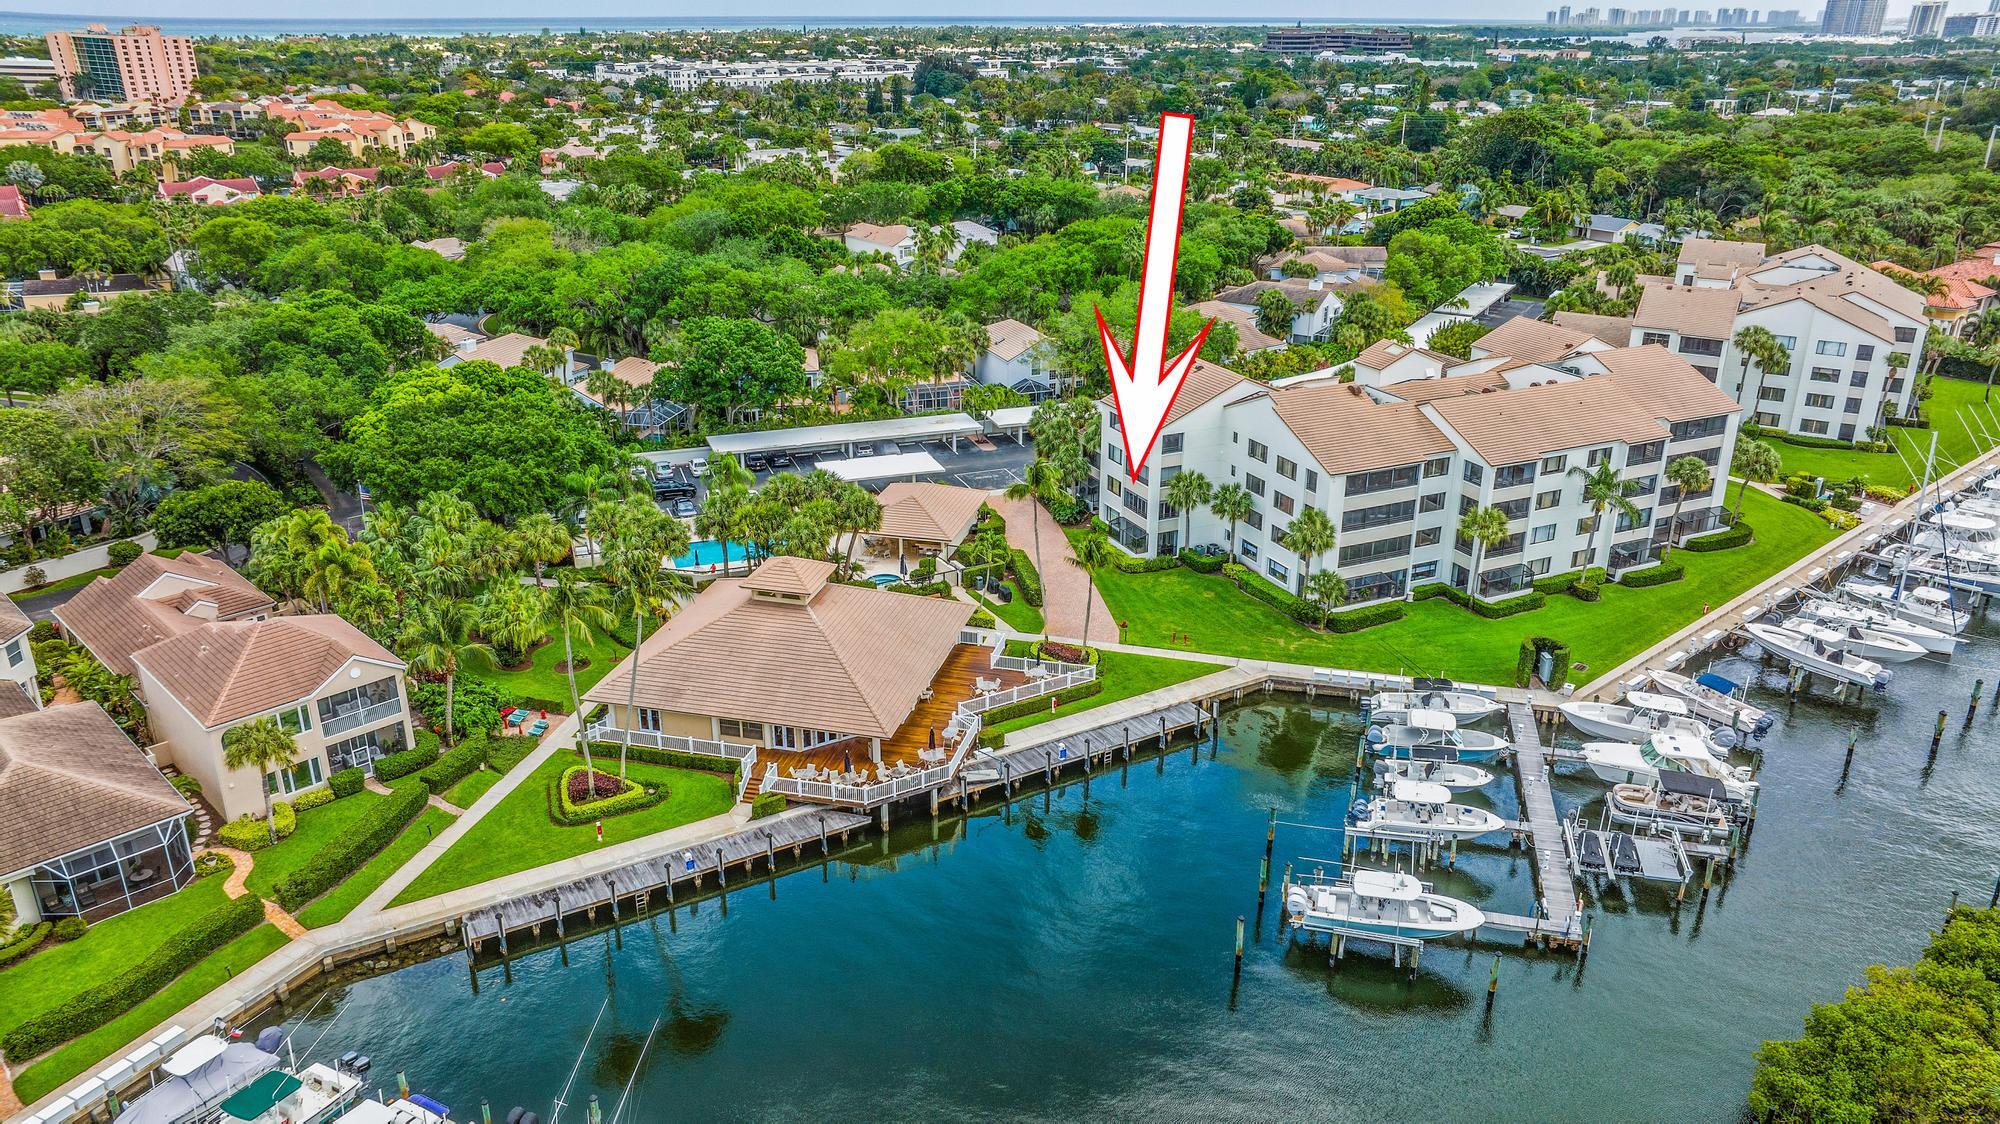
xmin=644 ymin=431 xmax=1039 ymax=511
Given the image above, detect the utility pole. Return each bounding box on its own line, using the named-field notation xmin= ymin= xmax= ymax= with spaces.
xmin=1936 ymin=116 xmax=1951 ymax=153
xmin=1985 ymin=124 xmax=1998 ymax=170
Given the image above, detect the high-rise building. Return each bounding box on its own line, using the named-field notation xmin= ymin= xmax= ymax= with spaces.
xmin=44 ymin=24 xmax=196 ymax=103
xmin=1559 ymin=5 xmax=1573 ymax=22
xmin=1607 ymin=7 xmax=1629 ymax=22
xmin=1765 ymin=8 xmax=1803 ymax=23
xmin=1819 ymin=0 xmax=1887 ymax=33
xmin=1907 ymin=0 xmax=1949 ymax=36
xmin=1548 ymin=9 xmax=1560 ymax=21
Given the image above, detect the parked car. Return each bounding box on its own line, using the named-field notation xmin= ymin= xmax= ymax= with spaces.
xmin=769 ymin=451 xmax=794 ymax=468
xmin=691 ymin=456 xmax=709 ymax=475
xmin=745 ymin=453 xmax=769 ymax=471
xmin=671 ymin=498 xmax=697 ymax=518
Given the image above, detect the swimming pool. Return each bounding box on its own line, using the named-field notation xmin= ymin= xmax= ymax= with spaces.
xmin=866 ymin=573 xmax=899 ymax=586
xmin=673 ymin=540 xmax=752 ymax=569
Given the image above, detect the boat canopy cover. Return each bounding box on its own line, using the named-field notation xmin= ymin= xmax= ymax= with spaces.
xmin=1694 ymin=672 xmax=1740 ymax=695
xmin=160 ymin=1036 xmax=227 ymax=1078
xmin=1413 ymin=677 xmax=1455 ymax=691
xmin=1389 ymin=780 xmax=1453 ymax=804
xmin=1911 ymin=587 xmax=1954 ymax=606
xmin=116 ymin=1043 xmax=279 ymax=1124
xmin=1406 ymin=710 xmax=1457 ymax=732
xmin=1657 ymin=769 xmax=1726 ymax=801
xmin=1941 ymin=510 xmax=1997 ymax=532
xmin=1625 ymin=690 xmax=1690 ymax=716
xmin=219 ymin=1070 xmax=302 ymax=1121
xmin=1351 ymin=870 xmax=1422 ymax=900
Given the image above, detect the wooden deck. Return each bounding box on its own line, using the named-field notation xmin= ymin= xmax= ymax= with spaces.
xmin=762 ymin=645 xmax=1030 ymax=776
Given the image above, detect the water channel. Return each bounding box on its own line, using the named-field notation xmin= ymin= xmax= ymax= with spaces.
xmin=257 ymin=618 xmax=2000 ymax=1123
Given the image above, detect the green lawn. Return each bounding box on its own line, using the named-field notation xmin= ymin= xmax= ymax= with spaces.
xmin=461 ymin=616 xmax=634 ymax=706
xmin=391 ymin=752 xmax=735 ymax=905
xmin=985 ymin=649 xmax=1224 ymax=739
xmin=1088 ymin=487 xmax=1833 ymax=687
xmin=1770 ymin=377 xmax=2000 ymax=489
xmin=241 ymin=789 xmax=391 ymax=900
xmin=973 ymin=581 xmax=1044 ymax=634
xmin=13 ymin=924 xmax=291 ymax=1104
xmin=0 ymin=876 xmax=233 ymax=1043
xmin=295 ymin=807 xmax=456 ymax=929
xmin=442 ymin=736 xmax=535 ymax=807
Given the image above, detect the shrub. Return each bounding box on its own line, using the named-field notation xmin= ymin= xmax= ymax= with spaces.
xmin=1037 ymin=640 xmax=1093 ymax=664
xmin=1820 ymin=507 xmax=1861 ymax=531
xmin=1864 ymin=483 xmax=1908 ymax=504
xmin=193 ymin=851 xmax=234 ymax=880
xmin=0 ymin=922 xmax=51 ymax=969
xmin=328 ymin=767 xmax=365 ymax=798
xmin=28 ymin=620 xmax=56 ymax=643
xmin=1532 ymin=572 xmax=1581 ymax=595
xmin=409 ymin=677 xmax=502 ymax=741
xmin=1685 ymin=521 xmax=1753 ymax=552
xmin=273 ymin=782 xmax=427 ymax=912
xmin=417 ymin=733 xmax=490 ymax=796
xmin=1515 ymin=636 xmax=1573 ymax=689
xmin=1618 ymin=559 xmax=1686 ymax=587
xmin=968 ymin=608 xmax=996 ymax=629
xmin=1325 ymin=602 xmax=1407 ymax=632
xmin=885 ymin=580 xmax=951 ymax=596
xmin=292 ymin=787 xmax=335 ymax=811
xmin=568 ymin=767 xmax=626 ymax=803
xmin=1782 ymin=493 xmax=1828 ymax=513
xmin=1222 ymin=562 xmax=1309 ymax=621
xmin=1046 ymin=495 xmax=1088 ymax=525
xmin=106 ymin=541 xmax=144 ymax=567
xmin=1111 ymin=553 xmax=1179 ymax=574
xmin=1008 ymin=549 xmax=1044 ymax=606
xmin=977 ymin=678 xmax=1105 ymax=742
xmin=1178 ymin=549 xmax=1224 ymax=573
xmin=372 ymin=741 xmax=440 ymax=783
xmin=750 ymin=792 xmax=786 ymax=819
xmin=169 ymin=773 xmax=203 ymax=798
xmin=1570 ymin=577 xmax=1602 ymax=602
xmin=2 ymin=893 xmax=264 ymax=1059
xmin=1413 ymin=582 xmax=1548 ymax=618
xmin=216 ymin=816 xmax=275 ymax=852
xmin=50 ymin=917 xmax=86 ymax=942
xmin=21 ymin=565 xmax=45 ymax=588
xmin=548 ymin=764 xmax=662 ymax=825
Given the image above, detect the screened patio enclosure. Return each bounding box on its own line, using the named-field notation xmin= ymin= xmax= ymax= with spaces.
xmin=25 ymin=817 xmax=193 ymax=922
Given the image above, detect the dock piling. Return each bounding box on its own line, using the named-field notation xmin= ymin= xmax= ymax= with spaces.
xmin=1233 ymin=916 xmax=1245 ymax=979
xmin=1932 ymin=709 xmax=1949 ymax=756
xmin=1486 ymin=954 xmax=1500 ymax=1007
xmin=1970 ymin=680 xmax=1985 ymax=727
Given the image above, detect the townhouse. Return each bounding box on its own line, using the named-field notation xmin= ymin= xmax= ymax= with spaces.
xmin=1871 ymin=241 xmax=2000 ymax=339
xmin=266 ymin=98 xmax=437 ymax=159
xmin=977 ymin=319 xmax=1061 ymax=401
xmin=1095 ymin=318 xmax=1741 ymax=603
xmin=1629 ymin=239 xmax=1929 ymax=439
xmin=1211 ymin=279 xmax=1346 ymax=344
xmin=157 ymin=175 xmax=260 ymax=205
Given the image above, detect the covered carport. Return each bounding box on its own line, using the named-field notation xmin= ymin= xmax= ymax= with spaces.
xmin=706 ymin=414 xmax=983 ymax=459
xmin=982 ymin=405 xmax=1036 ymax=445
xmin=816 ymin=451 xmax=944 ymax=483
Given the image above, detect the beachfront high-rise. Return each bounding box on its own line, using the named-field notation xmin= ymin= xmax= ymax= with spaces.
xmin=44 ymin=24 xmax=197 ymax=104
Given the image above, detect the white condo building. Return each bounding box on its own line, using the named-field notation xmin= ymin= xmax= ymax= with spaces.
xmin=1094 ymin=319 xmax=1742 ymax=604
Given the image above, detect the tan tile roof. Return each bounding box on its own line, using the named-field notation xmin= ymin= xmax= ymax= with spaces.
xmin=129 ymin=615 xmax=400 ymax=728
xmin=425 ymin=321 xmax=483 ymax=348
xmin=0 ymin=596 xmax=27 ymax=645
xmin=1632 ymin=284 xmax=1743 ymax=341
xmin=875 ymin=482 xmax=987 ymax=544
xmin=1428 ymin=376 xmax=1667 ymax=464
xmin=846 ymin=222 xmax=912 ymax=249
xmin=1749 ymin=244 xmax=1927 ymax=322
xmin=0 ymin=682 xmax=36 ymax=719
xmin=985 ymin=318 xmax=1045 ymax=362
xmin=1374 ymin=372 xmax=1509 ymax=402
xmin=583 ymin=573 xmax=972 ymax=740
xmin=458 ymin=332 xmax=548 ymax=369
xmin=1550 ymin=311 xmax=1636 ymax=348
xmin=1190 ymin=300 xmax=1283 ymax=353
xmin=54 ymin=553 xmax=274 ymax=676
xmin=0 ymin=702 xmax=189 ymax=877
xmin=1216 ymin=278 xmax=1333 ymax=310
xmin=740 ymin=556 xmax=836 ymax=599
xmin=1473 ymin=316 xmax=1598 ymax=364
xmin=1677 ymin=236 xmax=1766 ymax=273
xmin=1259 ymin=382 xmax=1456 ymax=475
xmin=1352 ymin=339 xmax=1454 ymax=373
xmin=1593 ymin=345 xmax=1744 ymax=422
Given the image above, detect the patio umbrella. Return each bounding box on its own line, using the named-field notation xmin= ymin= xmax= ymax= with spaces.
xmin=843 ymin=748 xmax=853 ymax=774
xmin=928 ymin=727 xmax=936 ymax=750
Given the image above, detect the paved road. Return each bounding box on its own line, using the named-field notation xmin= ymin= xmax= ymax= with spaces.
xmin=303 ymin=457 xmax=365 ymax=534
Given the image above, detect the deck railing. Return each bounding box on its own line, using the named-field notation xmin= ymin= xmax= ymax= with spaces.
xmin=957 ymin=664 xmax=1096 ymax=719
xmin=759 ymin=712 xmax=984 ymax=808
xmin=583 ymin=721 xmax=761 ymax=801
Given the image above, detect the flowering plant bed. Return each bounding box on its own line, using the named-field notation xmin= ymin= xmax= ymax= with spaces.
xmin=548 ymin=764 xmax=663 ymax=825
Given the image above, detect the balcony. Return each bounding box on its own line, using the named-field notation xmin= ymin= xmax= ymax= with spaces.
xmin=320 ymin=698 xmax=404 ymax=738
xmin=1479 ymin=564 xmax=1534 ymax=598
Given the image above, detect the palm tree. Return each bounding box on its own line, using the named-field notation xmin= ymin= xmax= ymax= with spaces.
xmin=222 ymin=716 xmax=298 ymax=844
xmin=697 ymin=454 xmax=756 ymax=576
xmin=1067 ymin=526 xmax=1112 ymax=647
xmin=512 ymin=512 xmax=572 ymax=586
xmin=605 ymin=499 xmax=691 ymax=778
xmin=1004 ymin=459 xmax=1060 ymax=644
xmin=1209 ymin=483 xmax=1254 ymax=560
xmin=1283 ymin=506 xmax=1338 ymax=590
xmin=400 ymin=598 xmax=492 ymax=748
xmin=480 ymin=580 xmax=550 ymax=666
xmin=1254 ymin=289 xmax=1296 ymax=339
xmin=1303 ymin=569 xmax=1348 ymax=627
xmin=1164 ymin=470 xmax=1213 ymax=555
xmin=303 ymin=539 xmax=376 ymax=613
xmin=1731 ymin=325 xmax=1792 ymax=421
xmin=1662 ymin=454 xmax=1714 ymax=556
xmin=548 ymin=570 xmax=618 ymax=780
xmin=1731 ymin=438 xmax=1782 ymax=523
xmin=1458 ymin=505 xmax=1512 ymax=597
xmin=1570 ymin=461 xmax=1644 ymax=573
xmin=835 ymin=483 xmax=882 ymax=576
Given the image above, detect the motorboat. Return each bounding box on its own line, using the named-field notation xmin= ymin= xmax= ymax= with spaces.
xmin=1643 ymin=669 xmax=1773 ymax=739
xmin=1366 ymin=687 xmax=1503 ymax=725
xmin=1346 ymin=780 xmax=1505 ymax=841
xmin=115 ymin=1032 xmax=286 ymax=1124
xmin=1373 ymin=751 xmax=1494 ymax=791
xmin=1606 ymin=772 xmax=1736 ymax=837
xmin=1366 ymin=710 xmax=1509 ymax=763
xmin=1578 ymin=730 xmax=1759 ymax=802
xmin=1558 ymin=691 xmax=1737 ymax=749
xmin=1868 ymin=544 xmax=2000 ymax=598
xmin=1283 ymin=869 xmax=1486 ymax=941
xmin=1778 ymin=614 xmax=1925 ymax=664
xmin=1740 ymin=621 xmax=1891 ymax=689
xmin=1837 ymin=579 xmax=1968 ymax=635
xmin=336 ymin=1096 xmax=453 ymax=1123
xmin=1794 ymin=595 xmax=1959 ymax=655
xmin=206 ymin=1064 xmax=364 ymax=1124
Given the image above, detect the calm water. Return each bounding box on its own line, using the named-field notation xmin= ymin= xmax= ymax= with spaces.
xmin=257 ymin=618 xmax=2000 ymax=1123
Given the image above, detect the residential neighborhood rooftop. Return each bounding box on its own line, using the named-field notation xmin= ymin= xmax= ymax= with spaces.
xmin=0 ymin=703 xmax=189 ymax=878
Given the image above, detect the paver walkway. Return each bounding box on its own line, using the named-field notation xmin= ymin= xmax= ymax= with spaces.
xmin=202 ymin=845 xmax=307 ymax=938
xmin=991 ymin=493 xmax=1114 ymax=644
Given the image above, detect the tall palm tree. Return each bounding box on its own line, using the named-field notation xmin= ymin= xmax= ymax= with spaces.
xmin=1458 ymin=504 xmax=1512 ymax=597
xmin=1662 ymin=454 xmax=1713 ymax=557
xmin=479 ymin=580 xmax=550 ymax=666
xmin=1067 ymin=526 xmax=1112 ymax=647
xmin=1570 ymin=461 xmax=1644 ymax=573
xmin=1303 ymin=569 xmax=1348 ymax=627
xmin=697 ymin=454 xmax=756 ymax=576
xmin=303 ymin=539 xmax=376 ymax=613
xmin=1004 ymin=459 xmax=1060 ymax=644
xmin=548 ymin=570 xmax=618 ymax=779
xmin=512 ymin=511 xmax=572 ymax=587
xmin=835 ymin=482 xmax=882 ymax=576
xmin=1731 ymin=438 xmax=1782 ymax=523
xmin=400 ymin=598 xmax=492 ymax=748
xmin=1731 ymin=325 xmax=1791 ymax=422
xmin=1209 ymin=483 xmax=1254 ymax=560
xmin=222 ymin=716 xmax=298 ymax=844
xmin=1283 ymin=506 xmax=1338 ymax=590
xmin=606 ymin=499 xmax=691 ymax=778
xmin=1164 ymin=470 xmax=1213 ymax=555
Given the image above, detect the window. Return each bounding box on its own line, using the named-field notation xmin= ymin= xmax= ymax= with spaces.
xmin=1106 ymin=476 xmax=1122 ymax=497
xmin=1678 ymin=336 xmax=1723 ymax=357
xmin=1894 ymin=327 xmax=1916 ymax=343
xmin=277 ymin=705 xmax=312 ymax=736
xmin=1415 ymin=527 xmax=1441 ymax=547
xmin=1276 ymin=456 xmax=1297 ymax=480
xmin=1239 ymin=539 xmax=1260 ymax=560
xmin=1527 ymin=557 xmax=1552 ymax=576
xmin=1245 ymin=473 xmax=1266 ymax=497
xmin=1535 ymin=489 xmax=1561 ymax=510
xmin=1495 ymin=462 xmax=1536 ymax=488
xmin=1339 ymin=536 xmax=1413 ymax=566
xmin=1631 ymin=475 xmax=1657 ymax=496
xmin=1305 ymin=469 xmax=1319 ymax=492
xmin=1849 ymin=371 xmax=1869 ymax=387
xmin=1809 ymin=367 xmax=1839 ymax=383
xmin=1587 ymin=446 xmax=1610 ymax=467
xmin=1805 ymin=393 xmax=1835 ymax=409
xmin=1799 ymin=419 xmax=1830 ymax=435
xmin=1247 ymin=439 xmax=1269 ymax=462
xmin=1540 ymin=454 xmax=1567 ymax=474
xmin=1273 ymin=492 xmax=1295 ymax=515
xmin=1670 ymin=416 xmax=1728 ymax=441
xmin=1134 ymin=465 xmax=1149 ymax=485
xmin=1773 ymin=335 xmax=1798 ymax=351
xmin=1343 ymin=499 xmax=1415 ymax=531
xmin=1460 ymin=496 xmax=1477 ymax=517
xmin=1422 ymin=457 xmax=1450 ymax=478
xmin=1345 ymin=465 xmax=1419 ymax=495
xmin=2 ymin=638 xmax=19 ymax=668
xmin=1616 ymin=506 xmax=1652 ymax=533
xmin=1838 ymin=423 xmax=1856 ymax=441
xmin=1411 ymin=560 xmax=1439 ymax=582
xmin=1122 ymin=490 xmax=1149 ymax=517
xmin=1244 ymin=509 xmax=1264 ymax=530
xmin=1641 ymin=331 xmax=1670 ymax=346
xmin=718 ymin=717 xmax=765 ymax=740
xmin=1462 ymin=462 xmax=1484 ymax=486
xmin=1420 ymin=492 xmax=1445 ymax=513
xmin=1496 ymin=497 xmax=1529 ymax=520
xmin=1161 ymin=432 xmax=1183 ymax=454
xmin=1843 ymin=397 xmax=1862 ymax=414
xmin=1572 ymin=549 xmax=1593 ymax=568
xmin=1887 ymin=378 xmax=1906 ymax=394
xmin=1265 ymin=558 xmax=1289 ymax=582
xmin=266 ymin=756 xmax=325 ymax=797
xmin=638 ymin=707 xmax=662 ymax=732
xmin=1815 ymin=340 xmax=1847 ymax=357
xmin=1530 ymin=523 xmax=1556 ymax=544
xmin=1855 ymin=344 xmax=1874 ymax=362
xmin=1758 ymin=386 xmax=1786 ymax=402
xmin=1105 ymin=443 xmax=1124 ymax=467
xmin=1628 ymin=441 xmax=1665 ymax=465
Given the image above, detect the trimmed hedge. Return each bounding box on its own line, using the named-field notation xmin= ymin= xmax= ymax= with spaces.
xmin=372 ymin=742 xmax=440 ymax=783
xmin=1325 ymin=602 xmax=1408 ymax=632
xmin=1515 ymin=636 xmax=1574 ymax=689
xmin=271 ymin=800 xmax=296 ymax=838
xmin=329 ymin=767 xmax=365 ymax=798
xmin=1178 ymin=549 xmax=1224 ymax=573
xmin=968 ymin=609 xmax=996 ymax=629
xmin=749 ymin=792 xmax=786 ymax=819
xmin=1218 ymin=562 xmax=1404 ymax=631
xmin=417 ymin=734 xmax=489 ymax=796
xmin=273 ymin=782 xmax=428 ymax=912
xmin=548 ymin=765 xmax=662 ymax=825
xmin=2 ymin=893 xmax=264 ymax=1059
xmin=0 ymin=922 xmax=51 ymax=970
xmin=1008 ymin=549 xmax=1044 ymax=607
xmin=292 ymin=788 xmax=334 ymax=811
xmin=1412 ymin=582 xmax=1548 ymax=618
xmin=586 ymin=742 xmax=743 ymax=790
xmin=1618 ymin=559 xmax=1686 ymax=588
xmin=1684 ymin=521 xmax=1753 ymax=552
xmin=216 ymin=816 xmax=275 ymax=852
xmin=1111 ymin=553 xmax=1180 ymax=574
xmin=885 ymin=580 xmax=951 ymax=596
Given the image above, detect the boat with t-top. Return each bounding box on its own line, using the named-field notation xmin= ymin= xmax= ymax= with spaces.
xmin=1283 ymin=869 xmax=1486 ymax=942
xmin=1346 ymin=780 xmax=1505 ymax=841
xmin=1365 ymin=710 xmax=1509 ymax=763
xmin=1578 ymin=730 xmax=1759 ymax=803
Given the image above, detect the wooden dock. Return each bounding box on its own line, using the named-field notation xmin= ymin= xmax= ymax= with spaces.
xmin=1502 ymin=701 xmax=1586 ymax=948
